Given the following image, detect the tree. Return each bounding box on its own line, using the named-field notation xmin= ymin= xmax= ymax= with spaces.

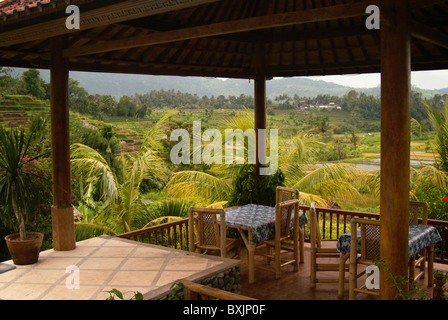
xmin=0 ymin=67 xmax=24 ymax=98
xmin=117 ymin=95 xmax=136 ymax=117
xmin=135 ymin=104 xmax=148 ymax=119
xmin=22 ymin=69 xmax=46 ymax=99
xmin=349 ymin=132 xmax=360 ymax=157
xmin=69 ymin=79 xmax=89 ymax=113
xmin=425 ymin=98 xmax=448 ymax=173
xmin=98 ymin=95 xmax=117 ymax=114
xmin=71 ymin=111 xmax=176 ymax=235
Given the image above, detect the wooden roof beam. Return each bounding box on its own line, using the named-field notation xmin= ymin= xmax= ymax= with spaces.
xmin=0 ymin=0 xmax=219 ymax=47
xmin=63 ymin=1 xmax=379 ymax=58
xmin=411 ymin=21 xmax=448 ymax=50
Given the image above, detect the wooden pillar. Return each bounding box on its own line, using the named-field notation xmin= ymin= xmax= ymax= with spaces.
xmin=380 ymin=0 xmax=411 ymax=299
xmin=50 ymin=36 xmax=76 ymax=251
xmin=254 ymin=42 xmax=266 ymax=175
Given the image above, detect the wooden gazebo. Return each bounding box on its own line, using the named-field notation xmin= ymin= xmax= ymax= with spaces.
xmin=1 ymin=0 xmax=448 ymax=299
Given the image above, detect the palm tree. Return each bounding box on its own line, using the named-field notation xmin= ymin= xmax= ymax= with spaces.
xmin=165 ymin=108 xmax=364 ymax=207
xmin=425 ymin=98 xmax=448 ymax=172
xmin=71 ymin=111 xmax=175 ymax=235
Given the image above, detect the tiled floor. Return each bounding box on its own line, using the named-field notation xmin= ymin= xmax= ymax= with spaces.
xmin=0 ymin=236 xmax=239 ymax=300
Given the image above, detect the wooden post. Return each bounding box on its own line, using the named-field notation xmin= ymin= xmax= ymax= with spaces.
xmin=50 ymin=36 xmax=76 ymax=251
xmin=380 ymin=0 xmax=411 ymax=299
xmin=254 ymin=42 xmax=266 ymax=176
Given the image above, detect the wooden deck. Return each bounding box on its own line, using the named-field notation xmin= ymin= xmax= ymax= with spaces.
xmin=238 ymin=243 xmax=448 ymax=300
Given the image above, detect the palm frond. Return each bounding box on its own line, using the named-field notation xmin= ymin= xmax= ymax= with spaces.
xmin=75 ymin=222 xmax=117 ymax=241
xmin=141 ymin=199 xmax=189 ymax=228
xmin=138 ymin=110 xmax=177 ymax=155
xmin=220 ymin=107 xmax=254 ymax=131
xmin=71 ymin=143 xmax=119 ymax=202
xmin=293 ymin=163 xmax=360 ymax=192
xmin=206 ymin=201 xmax=229 ymax=208
xmin=165 ymin=170 xmax=232 ymax=203
xmin=295 ymin=191 xmax=327 ymax=207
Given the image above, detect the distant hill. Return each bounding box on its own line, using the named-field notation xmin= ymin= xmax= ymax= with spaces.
xmin=12 ymin=68 xmax=445 ymax=99
xmin=39 ymin=70 xmax=381 ymax=98
xmin=438 ymin=87 xmax=448 ymax=95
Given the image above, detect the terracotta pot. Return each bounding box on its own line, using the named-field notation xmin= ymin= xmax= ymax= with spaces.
xmin=4 ymin=232 xmax=44 ymax=265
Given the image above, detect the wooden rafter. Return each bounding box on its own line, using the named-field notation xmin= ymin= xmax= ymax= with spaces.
xmin=411 ymin=21 xmax=448 ymax=49
xmin=0 ymin=0 xmax=219 ymax=47
xmin=63 ymin=1 xmax=378 ymax=58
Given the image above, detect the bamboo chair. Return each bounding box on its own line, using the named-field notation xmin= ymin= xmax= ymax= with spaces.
xmin=408 ymin=201 xmax=429 ymax=283
xmin=255 ymin=199 xmax=300 ymax=279
xmin=309 ymin=202 xmax=349 ymax=298
xmin=276 ymin=186 xmax=305 ymax=263
xmin=188 ymin=207 xmax=241 ymax=259
xmin=349 ymin=217 xmax=380 ymax=300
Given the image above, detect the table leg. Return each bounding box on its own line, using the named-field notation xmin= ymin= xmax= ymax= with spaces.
xmin=237 ymin=228 xmax=256 ymax=284
xmin=428 ymin=244 xmax=434 ymax=287
xmin=293 ymin=226 xmax=299 ymax=271
xmin=338 ymin=252 xmax=350 ymax=299
xmin=246 ymin=236 xmax=256 ymax=283
xmin=299 ymin=225 xmax=305 ymax=264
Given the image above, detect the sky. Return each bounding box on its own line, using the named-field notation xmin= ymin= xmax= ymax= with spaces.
xmin=305 ymin=70 xmax=448 ymax=90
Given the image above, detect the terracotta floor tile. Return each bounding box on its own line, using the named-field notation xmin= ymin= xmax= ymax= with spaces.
xmin=108 ymin=270 xmax=158 ymax=286
xmin=131 ymin=246 xmax=172 ymax=258
xmin=165 ymin=256 xmax=209 ymax=271
xmin=61 ymin=269 xmax=113 ymax=286
xmin=78 ymin=257 xmax=125 ymax=270
xmin=33 ymin=256 xmax=83 ymax=269
xmin=155 ymin=270 xmax=197 ymax=287
xmin=0 ymin=268 xmax=29 ymax=283
xmin=15 ymin=268 xmax=66 ymax=284
xmin=90 ymin=246 xmax=136 ymax=258
xmin=0 ymin=283 xmax=52 ymax=300
xmin=40 ymin=284 xmax=99 ymax=300
xmin=120 ymin=257 xmax=166 ymax=270
xmin=103 ymin=239 xmax=138 ymax=247
xmin=50 ymin=246 xmax=97 ymax=257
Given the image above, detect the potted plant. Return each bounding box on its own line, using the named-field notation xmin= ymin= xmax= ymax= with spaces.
xmin=0 ymin=127 xmax=49 ymax=265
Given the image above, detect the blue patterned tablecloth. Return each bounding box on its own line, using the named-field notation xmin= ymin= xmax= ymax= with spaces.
xmin=223 ymin=204 xmax=308 ymax=244
xmin=337 ymin=224 xmax=442 ymax=257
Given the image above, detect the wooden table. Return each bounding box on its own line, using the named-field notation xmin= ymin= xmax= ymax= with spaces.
xmin=337 ymin=224 xmax=442 ymax=287
xmin=223 ymin=204 xmax=308 ymax=283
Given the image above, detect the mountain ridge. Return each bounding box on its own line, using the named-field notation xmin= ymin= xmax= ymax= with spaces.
xmin=13 ymin=68 xmax=447 ymax=99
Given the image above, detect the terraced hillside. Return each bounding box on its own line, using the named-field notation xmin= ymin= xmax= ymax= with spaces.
xmin=113 ymin=126 xmax=143 ymax=153
xmin=0 ymin=95 xmax=49 ymax=128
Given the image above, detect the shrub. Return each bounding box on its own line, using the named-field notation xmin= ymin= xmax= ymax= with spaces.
xmin=228 ymin=164 xmax=285 ymax=207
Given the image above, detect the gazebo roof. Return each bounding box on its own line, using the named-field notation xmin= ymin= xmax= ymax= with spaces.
xmin=0 ymin=0 xmax=447 ymax=79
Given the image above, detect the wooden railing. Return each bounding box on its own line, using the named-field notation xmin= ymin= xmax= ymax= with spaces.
xmin=117 ymin=206 xmax=448 ymax=264
xmin=178 ymin=280 xmax=257 ymax=300
xmin=117 ymin=218 xmax=189 ymax=251
xmin=298 ymin=205 xmax=448 ymax=264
